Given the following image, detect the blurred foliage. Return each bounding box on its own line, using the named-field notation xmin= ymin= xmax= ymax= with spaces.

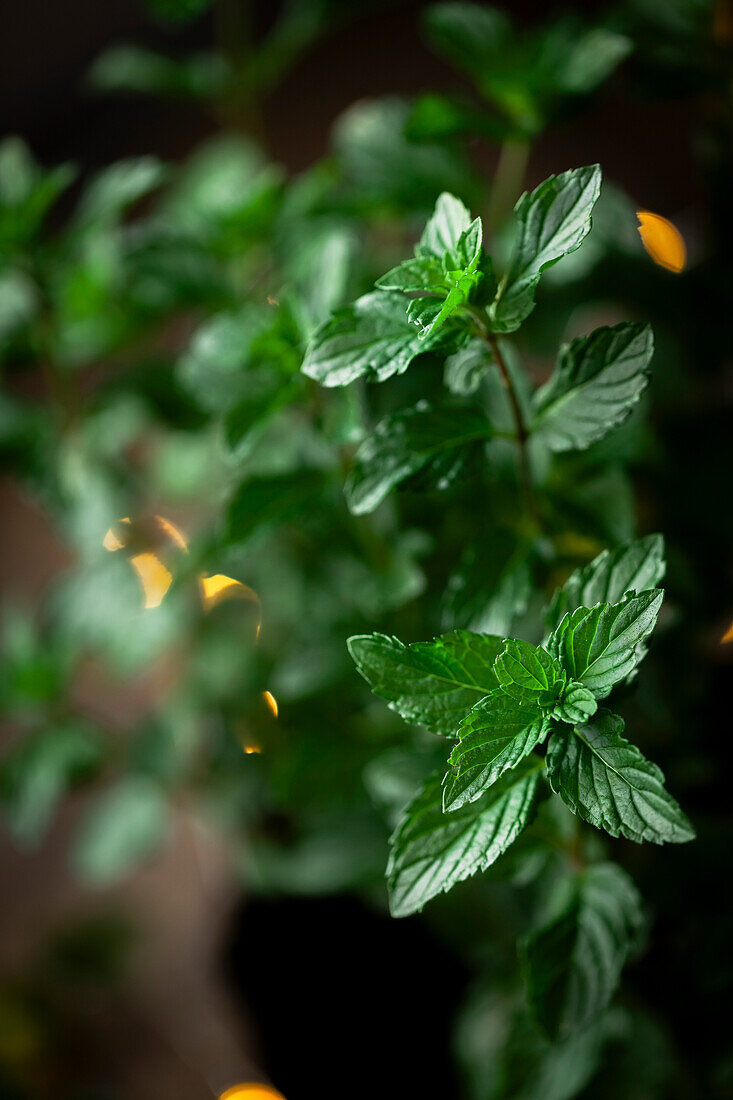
xmin=1 ymin=0 xmax=731 ymax=1097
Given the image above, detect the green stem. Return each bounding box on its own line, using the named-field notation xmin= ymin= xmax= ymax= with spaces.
xmin=485 ymin=138 xmax=530 ymax=237
xmin=214 ymin=0 xmax=265 ymax=138
xmin=469 ymin=310 xmax=538 ymax=524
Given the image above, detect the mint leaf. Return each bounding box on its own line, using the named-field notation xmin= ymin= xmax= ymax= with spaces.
xmin=73 ymin=778 xmax=170 ymax=885
xmin=345 ymin=400 xmax=492 ymax=515
xmin=547 ymin=590 xmax=663 ymax=699
xmin=546 ymin=711 xmax=694 ymax=844
xmin=424 ymin=8 xmax=629 ymax=137
xmin=444 ymin=690 xmax=550 ymax=811
xmin=532 ymin=322 xmax=653 ymax=452
xmin=178 ymin=305 xmax=283 ymax=414
xmin=74 ymin=157 xmax=167 ymax=227
xmin=551 ymin=682 xmax=597 ymax=725
xmin=443 ymin=531 xmax=533 ymax=637
xmin=333 ymin=97 xmax=478 ymax=212
xmin=546 ymin=535 xmax=665 ymax=635
xmin=557 ymin=29 xmax=632 ymax=96
xmin=387 ymin=758 xmax=541 ymax=916
xmin=0 ymin=724 xmax=102 ymax=845
xmin=376 ymin=255 xmax=445 ymax=294
xmin=347 ymin=630 xmax=504 ymax=735
xmin=497 ymin=1005 xmax=626 ymax=1100
xmin=301 ymin=291 xmax=448 ymax=387
xmin=407 ymin=92 xmax=512 ymax=143
xmin=520 ymin=862 xmax=644 ymax=1040
xmin=491 ymin=165 xmax=602 ymax=333
xmin=418 ymin=191 xmax=479 ymax=261
xmin=89 ymin=45 xmax=230 ymax=101
xmin=376 ymin=192 xmax=489 ymax=339
xmin=424 ymin=4 xmax=512 ymax=82
xmin=443 ymin=338 xmax=493 ymax=395
xmin=407 ymin=275 xmax=481 ymax=338
xmin=227 ymin=470 xmax=325 ymax=543
xmin=494 ymin=638 xmax=566 ymax=706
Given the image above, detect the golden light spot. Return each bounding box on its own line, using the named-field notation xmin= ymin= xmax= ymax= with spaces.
xmin=102 ymin=517 xmax=131 ymax=552
xmin=637 ymin=210 xmax=687 ymax=273
xmin=266 ymin=295 xmax=279 ymax=307
xmin=262 ymin=690 xmax=278 ymax=717
xmin=129 ymin=553 xmax=173 ymax=609
xmin=154 ymin=513 xmax=188 ymax=551
xmin=199 ymin=574 xmax=262 ymax=620
xmin=243 ymin=744 xmax=262 ymax=755
xmin=721 ymin=618 xmax=733 ymax=644
xmin=219 ymin=1086 xmax=285 ymax=1100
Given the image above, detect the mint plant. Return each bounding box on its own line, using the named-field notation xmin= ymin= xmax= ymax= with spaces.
xmin=1 ymin=0 xmax=717 ymax=1093
xmin=304 ymin=173 xmax=694 ymax=1042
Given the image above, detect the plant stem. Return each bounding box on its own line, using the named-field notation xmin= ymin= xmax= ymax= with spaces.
xmin=470 ymin=311 xmax=538 ymax=522
xmin=489 ymin=333 xmax=537 ymax=522
xmin=485 ymin=138 xmax=530 ymax=237
xmin=214 ymin=0 xmax=265 ymax=138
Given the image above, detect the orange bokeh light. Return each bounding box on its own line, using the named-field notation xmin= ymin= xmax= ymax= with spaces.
xmin=262 ymin=690 xmax=278 ymax=717
xmin=637 ymin=210 xmax=686 ymax=273
xmin=219 ymin=1085 xmax=285 ymax=1100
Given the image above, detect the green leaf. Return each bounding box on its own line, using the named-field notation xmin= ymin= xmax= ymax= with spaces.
xmin=556 ymin=28 xmax=632 ymax=96
xmin=285 ymin=222 xmax=359 ymax=336
xmin=0 ymin=268 xmax=37 ymax=347
xmin=227 ymin=470 xmax=326 ymax=544
xmin=424 ymin=4 xmax=512 ymax=82
xmin=494 ymin=638 xmax=566 ymax=706
xmin=72 ymin=778 xmax=170 ymax=885
xmin=443 ymin=530 xmax=533 ymax=637
xmin=424 ymin=8 xmax=630 ymax=138
xmin=160 ymin=136 xmax=283 ymax=247
xmin=546 ymin=534 xmax=666 ymax=635
xmin=419 ymin=191 xmax=478 ymax=260
xmin=88 ymin=45 xmax=230 ymax=100
xmin=376 ymin=192 xmax=488 ymax=338
xmin=406 ymin=92 xmax=512 ymax=144
xmin=347 ymin=630 xmax=504 ymax=735
xmin=532 ymin=323 xmax=653 ymax=452
xmin=0 ymin=725 xmax=103 ymax=845
xmin=491 ymin=165 xmax=602 ymax=332
xmin=223 ymin=375 xmax=302 ymax=460
xmin=551 ymin=682 xmax=598 ymax=725
xmin=0 ymin=137 xmax=76 ymax=248
xmin=547 ymin=590 xmax=663 ymax=699
xmin=178 ymin=305 xmax=275 ymax=413
xmin=333 ymin=97 xmax=479 ymax=212
xmin=520 ymin=862 xmax=644 ymax=1040
xmin=444 ymin=689 xmax=550 ymax=811
xmin=443 ymin=338 xmax=493 ymax=395
xmin=546 ymin=711 xmax=695 ymax=844
xmin=387 ymin=758 xmax=541 ymax=916
xmin=73 ymin=157 xmax=167 ymax=226
xmin=344 ymin=400 xmax=492 ymax=515
xmin=458 ymin=991 xmax=624 ymax=1100
xmin=549 ymin=463 xmax=635 ymax=547
xmin=302 ymin=291 xmax=449 ymax=387
xmin=376 ymin=254 xmax=446 ymax=294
